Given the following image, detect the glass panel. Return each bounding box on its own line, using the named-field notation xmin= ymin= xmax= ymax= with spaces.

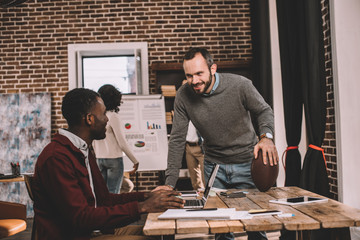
xmin=82 ymin=56 xmax=136 ymax=94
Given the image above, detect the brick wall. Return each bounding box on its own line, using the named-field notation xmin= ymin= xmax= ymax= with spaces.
xmin=0 ymin=0 xmax=339 ymax=195
xmin=321 ymin=0 xmax=337 ymax=200
xmin=0 ymin=0 xmax=252 ymax=191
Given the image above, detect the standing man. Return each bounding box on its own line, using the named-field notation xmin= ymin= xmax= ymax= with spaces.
xmin=33 ymin=88 xmax=184 ymax=240
xmin=165 ymin=48 xmax=278 ymax=240
xmin=185 ymin=120 xmax=205 ymax=191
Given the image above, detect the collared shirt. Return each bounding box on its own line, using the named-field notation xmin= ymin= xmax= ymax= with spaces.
xmin=186 ymin=121 xmax=199 ymax=143
xmin=58 ymin=128 xmax=97 ymax=207
xmin=203 ymin=72 xmax=219 ymax=96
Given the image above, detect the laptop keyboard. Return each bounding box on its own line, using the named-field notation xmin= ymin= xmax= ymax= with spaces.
xmin=184 ymin=199 xmax=203 ymax=207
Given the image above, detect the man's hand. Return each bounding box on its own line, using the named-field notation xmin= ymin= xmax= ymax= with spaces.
xmin=138 ymin=190 xmax=185 ymax=213
xmin=254 ymin=138 xmax=279 ymax=166
xmin=151 ymin=185 xmax=173 ymax=192
xmin=128 ymin=163 xmax=139 ymax=176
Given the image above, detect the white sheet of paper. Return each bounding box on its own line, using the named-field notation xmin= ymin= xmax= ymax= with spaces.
xmin=158 ymin=208 xmax=253 ymax=220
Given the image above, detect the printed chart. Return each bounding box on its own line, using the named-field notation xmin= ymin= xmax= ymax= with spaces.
xmin=118 ymin=95 xmax=168 ymax=171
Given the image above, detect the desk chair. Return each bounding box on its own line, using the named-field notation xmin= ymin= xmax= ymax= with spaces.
xmin=0 ymin=201 xmax=27 ymax=238
xmin=24 ymin=175 xmax=38 ymax=240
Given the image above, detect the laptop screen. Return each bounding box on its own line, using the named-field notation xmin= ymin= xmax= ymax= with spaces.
xmin=202 ymin=164 xmax=219 ymax=201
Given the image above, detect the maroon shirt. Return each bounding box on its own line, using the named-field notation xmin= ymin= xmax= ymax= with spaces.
xmin=33 ymin=134 xmax=145 ymax=240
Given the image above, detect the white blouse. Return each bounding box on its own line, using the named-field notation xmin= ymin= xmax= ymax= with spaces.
xmin=93 ymin=111 xmax=139 ymax=164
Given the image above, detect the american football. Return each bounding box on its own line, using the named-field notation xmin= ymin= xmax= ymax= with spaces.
xmin=251 ymin=149 xmax=279 ymax=192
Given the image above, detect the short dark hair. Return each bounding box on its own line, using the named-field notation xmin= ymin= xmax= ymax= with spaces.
xmin=62 ymin=88 xmax=100 ymax=127
xmin=98 ymin=84 xmax=122 ymax=113
xmin=183 ymin=47 xmax=214 ymax=69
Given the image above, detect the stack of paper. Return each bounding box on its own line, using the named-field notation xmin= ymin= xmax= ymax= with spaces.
xmin=158 ymin=208 xmax=253 ymax=220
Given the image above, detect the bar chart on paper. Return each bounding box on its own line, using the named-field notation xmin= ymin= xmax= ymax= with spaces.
xmin=146 ymin=121 xmax=162 ymax=129
xmin=119 ymin=95 xmax=168 ymax=171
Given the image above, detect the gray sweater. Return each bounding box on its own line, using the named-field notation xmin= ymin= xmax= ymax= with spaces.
xmin=165 ymin=73 xmax=274 ymax=187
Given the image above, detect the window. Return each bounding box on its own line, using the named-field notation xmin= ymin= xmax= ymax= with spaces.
xmin=68 ymin=42 xmax=149 ymax=94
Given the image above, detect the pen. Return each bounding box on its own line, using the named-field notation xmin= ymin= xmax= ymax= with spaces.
xmin=278 ymin=213 xmax=295 ymax=217
xmin=248 ymin=209 xmax=280 ymax=214
xmin=186 ymin=208 xmax=218 ymax=211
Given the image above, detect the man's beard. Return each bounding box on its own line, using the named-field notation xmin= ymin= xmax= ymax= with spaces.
xmin=191 ymin=74 xmax=213 ymax=94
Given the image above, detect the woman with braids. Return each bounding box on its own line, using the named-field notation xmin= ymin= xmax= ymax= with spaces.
xmin=93 ymin=84 xmax=139 ymax=193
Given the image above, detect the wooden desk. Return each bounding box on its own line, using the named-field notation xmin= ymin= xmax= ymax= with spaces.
xmin=143 ymin=187 xmax=360 ymax=239
xmin=0 ymin=176 xmax=24 ymax=183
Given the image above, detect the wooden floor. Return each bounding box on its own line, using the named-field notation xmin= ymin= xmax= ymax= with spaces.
xmin=3 ymin=218 xmax=281 ymax=240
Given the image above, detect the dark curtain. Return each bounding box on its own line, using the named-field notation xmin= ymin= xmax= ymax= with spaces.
xmin=276 ymin=0 xmax=303 ymax=187
xmin=298 ymin=0 xmax=329 ymax=198
xmin=250 ymin=0 xmax=273 ymax=107
xmin=276 ymin=0 xmax=329 ymax=197
xmin=276 ymin=1 xmax=330 ymax=239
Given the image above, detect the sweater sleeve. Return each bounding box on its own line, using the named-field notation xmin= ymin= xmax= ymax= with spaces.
xmin=165 ymin=91 xmax=189 ymax=187
xmin=241 ymin=79 xmax=274 ymax=136
xmin=110 ymin=113 xmax=139 ymax=164
xmin=36 ymin=152 xmax=142 ymax=232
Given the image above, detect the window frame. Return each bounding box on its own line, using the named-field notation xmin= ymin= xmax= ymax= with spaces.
xmin=67 ymin=42 xmax=149 ymax=94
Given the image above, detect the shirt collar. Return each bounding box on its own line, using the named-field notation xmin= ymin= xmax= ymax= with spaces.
xmin=58 ymin=128 xmax=88 ymax=155
xmin=203 ymin=72 xmax=219 ymax=96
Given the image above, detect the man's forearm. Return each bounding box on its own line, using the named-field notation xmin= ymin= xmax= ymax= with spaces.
xmin=165 ymin=167 xmax=180 ymax=187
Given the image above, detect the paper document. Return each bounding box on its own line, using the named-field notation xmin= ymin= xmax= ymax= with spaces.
xmin=158 ymin=208 xmax=253 ymax=220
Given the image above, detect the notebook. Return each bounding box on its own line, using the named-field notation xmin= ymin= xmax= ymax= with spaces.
xmin=183 ymin=163 xmax=219 ymax=209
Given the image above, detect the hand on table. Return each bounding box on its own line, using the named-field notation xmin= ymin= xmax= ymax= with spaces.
xmin=151 ymin=185 xmax=173 ymax=192
xmin=139 ymin=190 xmax=184 ymax=213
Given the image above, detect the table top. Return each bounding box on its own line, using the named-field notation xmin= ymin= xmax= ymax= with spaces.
xmin=143 ymin=186 xmax=360 ymax=236
xmin=0 ymin=175 xmax=24 ymax=183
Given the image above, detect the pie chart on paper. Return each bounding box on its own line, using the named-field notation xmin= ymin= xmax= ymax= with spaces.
xmin=135 ymin=141 xmax=145 ymax=148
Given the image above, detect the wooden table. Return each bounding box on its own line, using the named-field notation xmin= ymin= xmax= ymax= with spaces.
xmin=143 ymin=186 xmax=360 ymax=240
xmin=0 ymin=176 xmax=24 ymax=183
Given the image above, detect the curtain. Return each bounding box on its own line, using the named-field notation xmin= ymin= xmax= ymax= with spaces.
xmin=298 ymin=0 xmax=329 ymax=198
xmin=276 ymin=0 xmax=329 ymax=196
xmin=276 ymin=1 xmax=330 ymax=239
xmin=276 ymin=0 xmax=303 ymax=187
xmin=250 ymin=0 xmax=273 ymax=107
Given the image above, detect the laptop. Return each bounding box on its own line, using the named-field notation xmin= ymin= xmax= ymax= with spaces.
xmin=183 ymin=163 xmax=219 ymax=209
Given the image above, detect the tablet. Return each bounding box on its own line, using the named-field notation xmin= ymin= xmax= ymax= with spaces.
xmin=269 ymin=196 xmax=328 ymax=205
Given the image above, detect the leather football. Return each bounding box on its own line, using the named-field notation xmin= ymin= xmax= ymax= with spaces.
xmin=251 ymin=150 xmax=279 ymax=192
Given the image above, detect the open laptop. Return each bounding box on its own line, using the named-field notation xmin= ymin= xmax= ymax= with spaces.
xmin=183 ymin=163 xmax=219 ymax=209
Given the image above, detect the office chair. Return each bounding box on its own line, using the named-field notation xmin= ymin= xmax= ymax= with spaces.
xmin=0 ymin=201 xmax=27 ymax=238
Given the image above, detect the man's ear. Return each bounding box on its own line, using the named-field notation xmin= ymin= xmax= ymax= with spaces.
xmin=85 ymin=113 xmax=93 ymax=126
xmin=210 ymin=63 xmax=217 ymax=75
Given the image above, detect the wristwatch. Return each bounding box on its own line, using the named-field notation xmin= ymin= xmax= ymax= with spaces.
xmin=260 ymin=132 xmax=273 ymax=141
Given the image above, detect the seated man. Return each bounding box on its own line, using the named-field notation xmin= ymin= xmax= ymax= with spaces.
xmin=32 ymin=88 xmax=184 ymax=240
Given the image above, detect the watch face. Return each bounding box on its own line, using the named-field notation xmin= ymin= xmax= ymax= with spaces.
xmin=266 ymin=133 xmax=273 ymax=139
